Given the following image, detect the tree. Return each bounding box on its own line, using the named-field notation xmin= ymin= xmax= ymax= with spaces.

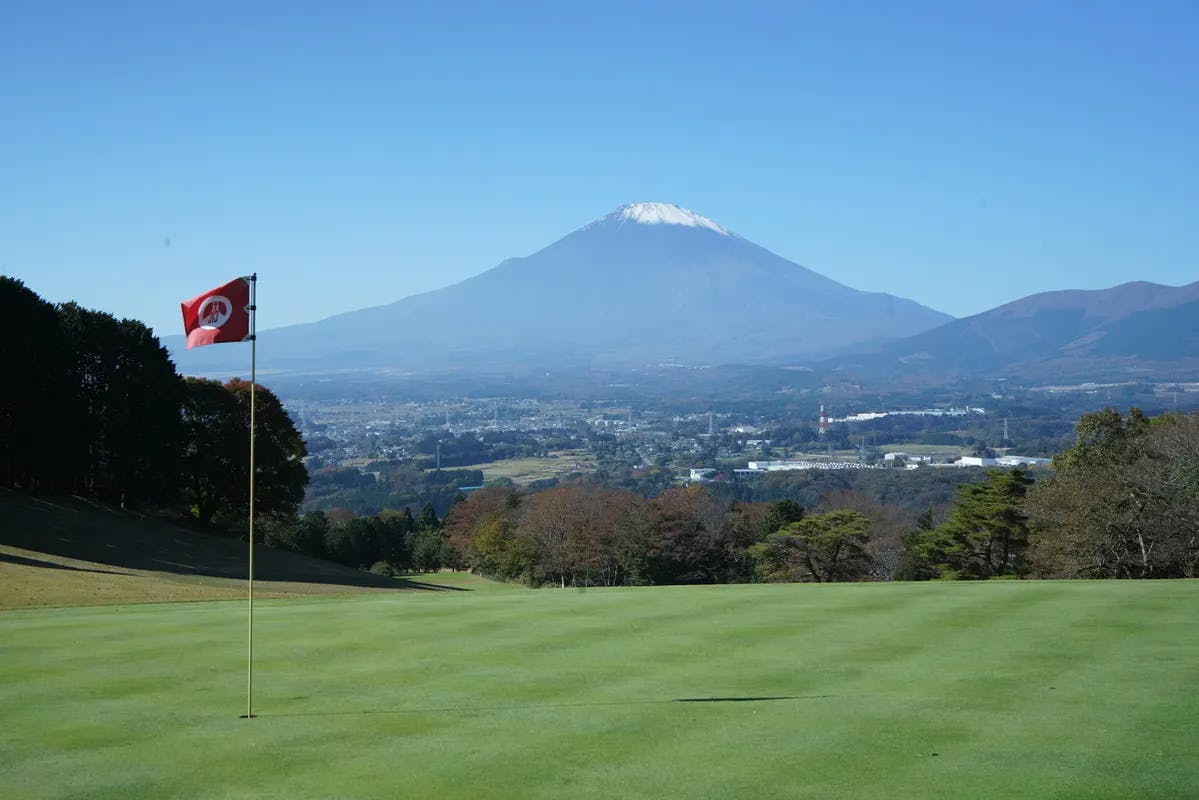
xmin=906 ymin=469 xmax=1033 ymax=579
xmin=1027 ymin=409 xmax=1199 ymax=578
xmin=180 ymin=378 xmax=243 ymax=523
xmin=517 ymin=487 xmax=576 ymax=587
xmin=818 ymin=489 xmax=912 ymax=580
xmin=58 ymin=303 xmax=183 ymax=506
xmin=443 ymin=486 xmax=525 ymax=579
xmin=0 ymin=278 xmax=74 ymax=490
xmin=971 ymin=442 xmax=997 ymax=459
xmin=514 ymin=484 xmax=647 ymax=587
xmin=645 ymin=485 xmax=741 ymax=584
xmin=378 ymin=508 xmax=416 ymax=568
xmin=751 ymin=510 xmax=873 ymax=583
xmin=416 ymin=502 xmax=439 ymax=530
xmin=264 ymin=510 xmax=330 ymax=558
xmin=179 ymin=378 xmax=307 ymax=525
xmin=760 ymin=499 xmax=804 ymax=538
xmin=895 ymin=507 xmax=938 ymax=580
xmin=410 ymin=526 xmax=446 ymax=572
xmin=226 ymin=379 xmax=307 ymax=522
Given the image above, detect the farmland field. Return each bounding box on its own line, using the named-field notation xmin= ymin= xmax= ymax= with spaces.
xmin=3 ymin=579 xmax=1198 ymax=798
xmin=451 ymin=450 xmax=593 ymax=485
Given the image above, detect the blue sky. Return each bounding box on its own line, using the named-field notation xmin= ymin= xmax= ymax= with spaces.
xmin=3 ymin=0 xmax=1197 ymax=337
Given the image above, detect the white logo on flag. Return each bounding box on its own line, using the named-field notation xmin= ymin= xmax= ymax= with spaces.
xmin=198 ymin=295 xmax=233 ymax=330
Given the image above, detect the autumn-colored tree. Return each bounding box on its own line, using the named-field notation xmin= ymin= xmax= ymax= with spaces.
xmin=515 ymin=484 xmax=647 ymax=587
xmin=645 ymin=485 xmax=740 ymax=584
xmin=443 ymin=486 xmax=525 ymax=579
xmin=570 ymin=485 xmax=648 ymax=586
xmin=1028 ymin=409 xmax=1199 ymax=578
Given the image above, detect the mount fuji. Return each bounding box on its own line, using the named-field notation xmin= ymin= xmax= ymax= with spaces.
xmin=169 ymin=202 xmax=951 ymax=375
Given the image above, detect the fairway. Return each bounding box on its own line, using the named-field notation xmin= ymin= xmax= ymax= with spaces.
xmin=3 ymin=581 xmax=1197 ymax=799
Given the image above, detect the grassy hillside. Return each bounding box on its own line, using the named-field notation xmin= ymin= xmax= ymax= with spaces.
xmin=0 ymin=489 xmax=474 ymax=608
xmin=3 ymin=579 xmax=1197 ymax=798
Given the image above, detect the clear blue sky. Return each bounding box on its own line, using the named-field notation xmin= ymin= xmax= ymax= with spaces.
xmin=3 ymin=0 xmax=1197 ymax=337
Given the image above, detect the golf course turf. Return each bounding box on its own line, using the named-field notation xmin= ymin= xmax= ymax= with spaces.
xmin=2 ymin=579 xmax=1197 ymax=798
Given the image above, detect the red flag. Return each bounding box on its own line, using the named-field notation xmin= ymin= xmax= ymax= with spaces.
xmin=180 ymin=277 xmax=252 ymax=349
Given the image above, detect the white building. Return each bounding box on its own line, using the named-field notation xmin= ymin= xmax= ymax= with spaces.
xmin=956 ymin=456 xmax=997 ymax=467
xmin=996 ymin=455 xmax=1052 ymax=467
xmin=956 ymin=455 xmax=1052 ymax=468
xmin=883 ymin=452 xmax=933 ymax=463
xmin=746 ymin=459 xmax=882 ymax=472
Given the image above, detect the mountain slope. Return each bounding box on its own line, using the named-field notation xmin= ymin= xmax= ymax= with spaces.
xmin=170 ymin=203 xmax=950 ymax=374
xmin=831 ymin=280 xmax=1199 ymax=382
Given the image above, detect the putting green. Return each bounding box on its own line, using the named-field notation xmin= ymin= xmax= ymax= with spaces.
xmin=3 ymin=580 xmax=1197 ymax=798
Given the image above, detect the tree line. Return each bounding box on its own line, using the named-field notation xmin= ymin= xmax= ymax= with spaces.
xmin=1 ymin=277 xmax=307 ymax=525
xmin=261 ymin=504 xmax=451 ymax=575
xmin=439 ymin=482 xmax=924 ymax=586
xmin=216 ymin=404 xmax=1199 ymax=586
xmin=432 ymin=407 xmax=1199 ymax=586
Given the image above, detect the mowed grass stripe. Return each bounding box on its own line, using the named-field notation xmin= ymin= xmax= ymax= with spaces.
xmin=546 ymin=584 xmax=1058 ymax=799
xmin=3 ymin=581 xmax=1198 ymax=799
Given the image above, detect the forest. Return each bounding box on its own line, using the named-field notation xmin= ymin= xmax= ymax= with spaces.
xmin=1 ymin=277 xmax=307 ymax=529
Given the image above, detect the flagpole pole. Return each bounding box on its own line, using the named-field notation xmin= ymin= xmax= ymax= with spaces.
xmin=245 ymin=273 xmax=257 ymax=720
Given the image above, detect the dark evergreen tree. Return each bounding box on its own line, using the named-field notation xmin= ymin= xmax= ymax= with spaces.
xmin=905 ymin=469 xmax=1033 ymax=579
xmin=751 ymin=510 xmax=873 ymax=583
xmin=179 ymin=378 xmax=307 ymax=525
xmin=180 ymin=378 xmax=244 ymax=523
xmin=895 ymin=507 xmax=938 ymax=580
xmin=0 ymin=278 xmax=74 ymax=490
xmin=227 ymin=379 xmax=307 ymax=521
xmin=760 ymin=498 xmax=804 ymax=538
xmin=58 ymin=303 xmax=183 ymax=506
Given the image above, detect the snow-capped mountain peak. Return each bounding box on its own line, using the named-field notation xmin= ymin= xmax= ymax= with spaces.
xmin=608 ymin=202 xmax=730 ymax=235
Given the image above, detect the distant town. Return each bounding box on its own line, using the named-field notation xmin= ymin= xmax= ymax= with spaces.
xmin=280 ymin=385 xmax=1173 ymax=500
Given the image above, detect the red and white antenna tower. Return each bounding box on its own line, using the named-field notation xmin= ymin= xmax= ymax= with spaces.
xmin=818 ymin=403 xmax=827 ymax=439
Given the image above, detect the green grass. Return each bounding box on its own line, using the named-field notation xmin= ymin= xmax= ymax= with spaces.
xmin=3 ymin=580 xmax=1198 ymax=798
xmin=0 ymin=490 xmax=438 ymax=607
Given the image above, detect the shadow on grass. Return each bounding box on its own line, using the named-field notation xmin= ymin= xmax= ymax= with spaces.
xmin=673 ymin=696 xmax=804 ymax=703
xmin=393 ymin=578 xmax=471 ymax=592
xmin=0 ymin=490 xmax=469 ymax=592
xmin=260 ymin=695 xmax=834 ymax=718
xmin=0 ymin=550 xmax=129 ymax=576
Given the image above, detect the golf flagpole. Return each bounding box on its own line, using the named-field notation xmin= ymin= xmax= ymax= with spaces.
xmin=246 ymin=273 xmax=257 ymax=719
xmin=179 ymin=275 xmax=259 ymax=719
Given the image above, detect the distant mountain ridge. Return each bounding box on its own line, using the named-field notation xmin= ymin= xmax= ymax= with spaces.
xmin=830 ymin=280 xmax=1199 ymax=382
xmin=169 ymin=202 xmax=950 ymax=375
